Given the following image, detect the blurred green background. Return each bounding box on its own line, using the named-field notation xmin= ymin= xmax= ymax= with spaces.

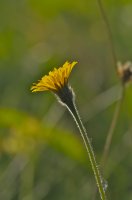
xmin=0 ymin=0 xmax=132 ymax=199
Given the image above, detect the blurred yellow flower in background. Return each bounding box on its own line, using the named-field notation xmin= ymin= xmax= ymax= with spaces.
xmin=117 ymin=61 xmax=132 ymax=84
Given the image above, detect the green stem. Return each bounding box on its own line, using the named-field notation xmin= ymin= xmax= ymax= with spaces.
xmin=97 ymin=0 xmax=117 ymax=71
xmin=101 ymin=86 xmax=125 ymax=169
xmin=66 ymin=100 xmax=107 ymax=200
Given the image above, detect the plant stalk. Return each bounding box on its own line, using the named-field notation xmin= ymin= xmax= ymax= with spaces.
xmin=97 ymin=0 xmax=117 ymax=71
xmin=66 ymin=100 xmax=107 ymax=200
xmin=101 ymin=86 xmax=125 ymax=169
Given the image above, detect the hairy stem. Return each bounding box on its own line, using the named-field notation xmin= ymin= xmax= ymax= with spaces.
xmin=66 ymin=100 xmax=107 ymax=200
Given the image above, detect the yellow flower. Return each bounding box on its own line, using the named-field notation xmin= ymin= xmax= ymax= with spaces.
xmin=31 ymin=61 xmax=77 ymax=93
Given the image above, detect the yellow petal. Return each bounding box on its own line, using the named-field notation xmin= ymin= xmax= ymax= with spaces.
xmin=31 ymin=61 xmax=77 ymax=93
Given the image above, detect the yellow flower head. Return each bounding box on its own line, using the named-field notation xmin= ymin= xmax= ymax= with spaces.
xmin=31 ymin=61 xmax=77 ymax=93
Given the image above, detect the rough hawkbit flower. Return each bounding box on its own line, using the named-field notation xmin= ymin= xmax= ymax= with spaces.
xmin=117 ymin=61 xmax=132 ymax=84
xmin=31 ymin=61 xmax=107 ymax=200
xmin=31 ymin=61 xmax=77 ymax=106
